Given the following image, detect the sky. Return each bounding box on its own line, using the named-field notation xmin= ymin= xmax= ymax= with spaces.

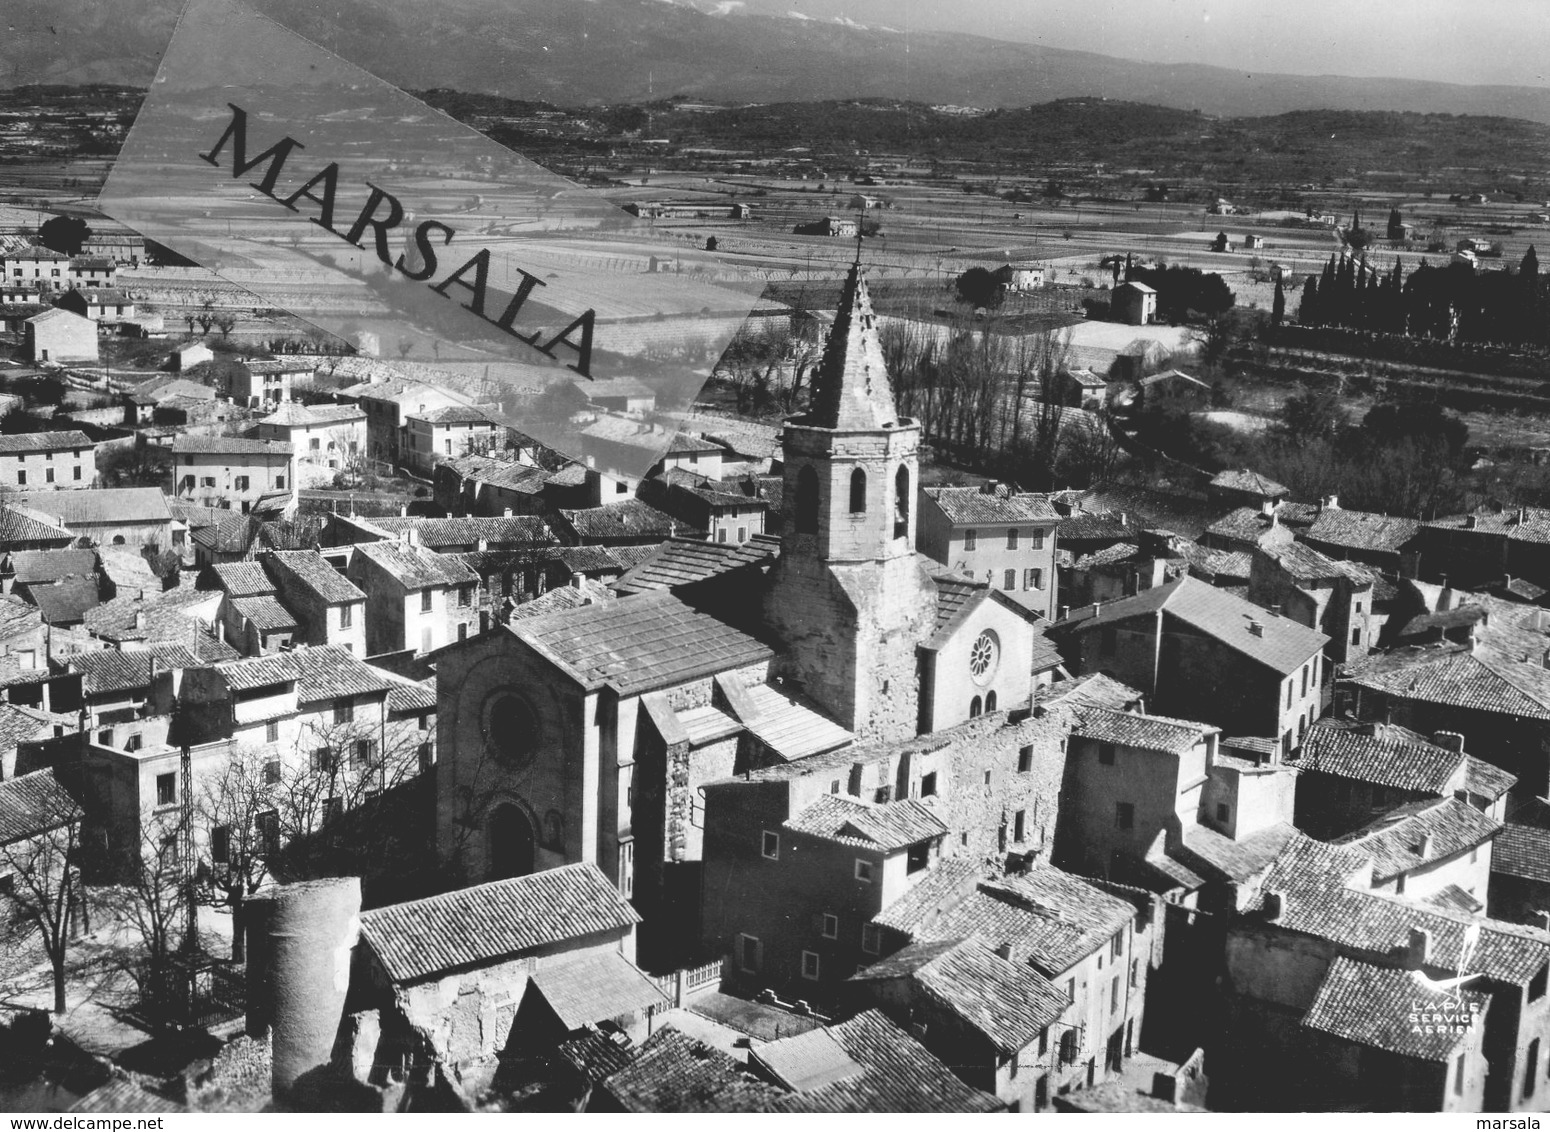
xmin=732 ymin=0 xmax=1550 ymax=89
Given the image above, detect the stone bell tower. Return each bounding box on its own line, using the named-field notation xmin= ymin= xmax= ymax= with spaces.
xmin=764 ymin=257 xmax=933 ymax=743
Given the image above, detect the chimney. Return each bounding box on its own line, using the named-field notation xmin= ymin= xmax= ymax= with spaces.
xmin=1323 ymin=494 xmax=1340 ymax=511
xmin=1520 ymin=507 xmax=1529 ymax=524
xmin=1092 ymin=602 xmax=1102 ymax=619
xmin=1465 ymin=515 xmax=1478 ymax=530
xmin=503 ymin=507 xmax=512 ymax=518
xmin=134 ymin=609 xmax=146 ymax=631
xmin=1407 ymin=926 xmax=1432 ymax=968
xmin=1267 ymin=603 xmax=1281 ymax=618
xmin=1432 ymin=730 xmax=1465 ymax=753
xmin=1416 ymin=833 xmax=1433 ymax=859
xmin=1263 ymin=891 xmax=1283 ymax=921
xmin=994 ymin=941 xmax=1013 ymax=960
xmin=399 ymin=503 xmax=408 ymax=517
xmin=571 ymin=571 xmax=585 ymax=590
xmin=1248 ymin=620 xmax=1264 ymax=638
xmin=1059 ymin=605 xmax=1069 ymax=620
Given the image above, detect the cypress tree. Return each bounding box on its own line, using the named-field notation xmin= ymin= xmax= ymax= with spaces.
xmin=1272 ymin=274 xmax=1286 ymax=327
xmin=1300 ymin=275 xmax=1320 ymax=327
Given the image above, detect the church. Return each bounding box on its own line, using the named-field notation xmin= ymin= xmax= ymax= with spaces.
xmin=432 ymin=259 xmax=1058 ymax=951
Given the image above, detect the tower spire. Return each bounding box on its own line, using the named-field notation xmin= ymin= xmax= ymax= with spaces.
xmin=805 ymin=257 xmax=899 ymax=430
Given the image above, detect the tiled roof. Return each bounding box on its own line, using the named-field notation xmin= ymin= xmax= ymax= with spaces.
xmin=70 ymin=643 xmax=205 ymax=695
xmin=189 ymin=512 xmax=259 ymax=555
xmin=229 ymin=595 xmax=299 ymax=633
xmin=1261 ymin=540 xmax=1374 ymax=587
xmin=351 ymin=540 xmax=478 ymax=590
xmin=0 ymin=702 xmax=65 ymax=755
xmin=0 ymin=768 xmax=80 ymax=845
xmin=601 ymin=543 xmax=662 ymax=571
xmin=612 ymin=535 xmax=776 ymax=595
xmin=1466 ymin=756 xmax=1517 ymax=802
xmin=1064 ymin=576 xmax=1327 ymax=674
xmin=1426 ymin=505 xmax=1550 ymax=545
xmin=1070 ymin=483 xmax=1221 ymax=541
xmin=31 ymin=576 xmax=101 ymax=625
xmin=210 ymin=560 xmax=274 ymax=597
xmin=409 ymin=404 xmax=498 ymax=424
xmin=359 ymin=862 xmax=639 ymax=984
xmin=1174 ymin=821 xmax=1297 ymax=885
xmin=558 ymin=500 xmax=695 ymax=542
xmin=878 ymin=862 xmax=1136 ymax=978
xmin=9 ymin=549 xmax=97 ymax=585
xmin=1302 ymin=955 xmax=1486 ymax=1061
xmin=265 ymin=550 xmax=364 ymax=605
xmin=0 ymin=594 xmax=42 ymax=643
xmin=1332 ymin=798 xmax=1502 ymax=882
xmin=740 ymin=682 xmax=853 ymax=761
xmin=507 ymin=578 xmax=616 ymax=621
xmin=385 ymin=675 xmax=437 ymax=715
xmin=1304 ymin=508 xmax=1421 ymax=555
xmin=1426 ymin=884 xmax=1484 ymax=915
xmin=0 ymin=504 xmax=74 ymax=547
xmin=216 ymin=645 xmax=390 ymax=702
xmin=765 ymin=1010 xmax=1003 ymax=1113
xmin=1205 ymin=506 xmax=1294 ymax=547
xmin=507 ymin=589 xmax=773 ymax=696
xmin=68 ymin=1078 xmax=183 ymax=1115
xmin=1211 ymin=469 xmax=1288 ymax=497
xmin=0 ymin=430 xmax=90 ymax=454
xmin=850 ymin=937 xmax=1066 ymax=1053
xmin=921 ymin=486 xmax=1060 ymax=526
xmin=172 ymin=435 xmax=292 ymax=457
xmin=1071 ymin=706 xmax=1216 ymax=755
xmin=527 ymin=950 xmax=670 ymax=1031
xmin=603 ymin=1026 xmax=783 ymax=1113
xmin=1294 ymin=720 xmax=1466 ymax=795
xmin=550 ymin=544 xmax=629 ymax=574
xmin=1259 ymin=832 xmax=1550 ymax=985
xmin=1035 ymin=672 xmax=1145 ymax=713
xmin=1492 ymin=824 xmax=1550 ymax=884
xmin=556 ymin=1028 xmax=637 ymax=1084
xmin=1341 ymin=646 xmax=1550 ymax=720
xmin=783 ymin=795 xmax=947 ymax=850
xmin=369 ymin=515 xmax=553 ymax=549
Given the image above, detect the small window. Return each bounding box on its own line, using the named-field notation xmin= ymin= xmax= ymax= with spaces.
xmin=44 ymin=468 xmax=53 ymax=484
xmin=855 ymin=858 xmax=875 ymax=883
xmin=1066 ymin=978 xmax=1076 ymax=1005
xmin=1025 ymin=567 xmax=1043 ymax=590
xmin=72 ymin=466 xmax=81 ymax=481
xmin=964 ymin=529 xmax=978 ymax=551
xmin=1111 ymin=975 xmax=1121 ymax=1013
xmin=334 ymin=699 xmax=354 ymax=725
xmin=1131 ymin=958 xmax=1140 ymax=988
xmin=1531 ymin=964 xmax=1548 ymax=1002
xmin=717 ymin=528 xmax=729 ymax=544
xmin=340 ymin=603 xmax=354 ymax=629
xmin=861 ymin=923 xmax=882 ymax=955
xmin=1112 ymin=932 xmax=1124 ymax=960
xmin=311 ymin=748 xmax=335 ymax=774
xmin=265 ymin=720 xmax=279 ymax=743
xmin=737 ymin=526 xmax=747 ymax=543
xmin=156 ymin=772 xmax=177 ymax=807
xmin=1355 ymin=600 xmax=1364 ymax=614
xmin=1098 ymin=743 xmax=1116 ymax=765
xmin=1014 ymin=809 xmax=1026 ymax=843
xmin=1018 ymin=745 xmax=1034 ymax=773
xmin=458 ymin=586 xmax=471 ymax=608
xmin=830 ymin=779 xmax=840 ymax=795
xmin=920 ymin=771 xmax=937 ymax=797
xmin=983 ymin=770 xmax=992 ymax=786
xmin=1116 ymin=802 xmax=1134 ymax=831
xmin=1351 ymin=627 xmax=1361 ymax=646
xmin=264 ymin=759 xmax=281 ymax=785
xmin=1032 ymin=528 xmax=1045 ymax=550
xmin=1216 ymin=803 xmax=1230 ymax=822
xmin=353 ymin=739 xmax=377 ymax=768
xmin=849 ymin=467 xmax=867 ymax=514
xmin=738 ymin=933 xmax=762 ymax=973
xmin=969 ymin=695 xmax=982 ymax=718
xmin=821 ymin=913 xmax=838 ymax=939
xmin=1007 ymin=528 xmax=1019 ymax=550
xmin=421 ymin=589 xmax=434 ymax=613
xmin=801 ymin=951 xmax=821 ymax=981
xmin=1003 ymin=568 xmax=1016 ymax=591
xmin=762 ymin=830 xmax=780 ymax=860
xmin=211 ymin=824 xmax=231 ymax=864
xmin=15 ymin=471 xmax=23 ymax=487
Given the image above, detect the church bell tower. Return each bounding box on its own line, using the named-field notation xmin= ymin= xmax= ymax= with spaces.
xmin=765 ymin=257 xmax=931 ymax=743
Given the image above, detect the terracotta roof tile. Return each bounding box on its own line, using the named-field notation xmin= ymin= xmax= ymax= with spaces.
xmin=1294 ymin=720 xmax=1467 ymax=795
xmin=527 ymin=950 xmax=670 ymax=1031
xmin=215 ymin=645 xmax=390 ymax=702
xmin=1071 ymin=706 xmax=1216 ymax=755
xmin=1332 ymin=798 xmax=1501 ymax=882
xmin=265 ymin=550 xmax=365 ymax=605
xmin=921 ymin=486 xmax=1060 ymax=526
xmin=1493 ymin=824 xmax=1550 ymax=884
xmin=612 ymin=535 xmax=777 ymax=595
xmin=351 ymin=540 xmax=478 ymax=590
xmin=359 ymin=863 xmax=639 ymax=984
xmin=1302 ymin=955 xmax=1485 ymax=1061
xmin=1304 ymin=508 xmax=1421 ymax=555
xmin=603 ymin=1026 xmax=783 ymax=1112
xmin=783 ymin=795 xmax=947 ymax=851
xmin=0 ymin=430 xmax=90 ymax=454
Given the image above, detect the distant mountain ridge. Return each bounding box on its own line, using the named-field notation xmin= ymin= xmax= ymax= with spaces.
xmin=6 ymin=0 xmax=1550 ymax=125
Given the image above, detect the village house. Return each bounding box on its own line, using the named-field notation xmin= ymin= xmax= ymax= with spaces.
xmin=1208 ymin=469 xmax=1288 ymax=511
xmin=1299 ymin=499 xmax=1420 ymax=578
xmin=262 ymin=550 xmax=367 ymax=655
xmin=1248 ymin=541 xmax=1377 ymax=668
xmin=344 ymin=539 xmax=480 ymax=657
xmin=205 ymin=561 xmax=299 ymax=657
xmin=348 ymin=863 xmax=664 ymax=1075
xmin=1292 ymin=720 xmax=1513 ymax=840
xmin=570 ymin=376 xmax=657 ymax=415
xmin=229 ymin=357 xmax=309 ymax=408
xmin=1110 ymin=281 xmax=1156 ymax=326
xmin=339 ymin=379 xmax=470 ymax=468
xmin=1053 ymin=576 xmax=1328 ymax=755
xmin=1413 ymin=505 xmax=1550 ymax=594
xmin=793 ymin=216 xmax=859 ymax=238
xmin=24 ymin=308 xmax=97 ymax=364
xmin=2 ymin=245 xmax=71 ymax=292
xmin=432 ymin=455 xmax=550 ymax=518
xmin=171 ymin=436 xmax=295 ymax=514
xmin=869 ymin=860 xmax=1154 ymax=1104
xmin=0 ymin=431 xmax=96 ymax=491
xmin=252 ymin=401 xmax=367 ymax=486
xmin=402 ymin=405 xmax=507 ymax=476
xmin=636 ymin=471 xmax=767 ymax=546
xmin=1328 ymin=796 xmax=1501 ymax=909
xmin=66 ymin=257 xmax=115 ymax=289
xmin=917 ymin=484 xmax=1060 ymax=620
xmin=51 ymin=288 xmax=133 ymax=323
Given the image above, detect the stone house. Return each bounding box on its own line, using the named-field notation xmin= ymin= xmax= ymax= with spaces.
xmin=636 ymin=471 xmax=767 ymax=546
xmin=229 ymin=357 xmax=308 ymax=408
xmin=871 ymin=861 xmax=1154 ymax=1105
xmin=918 ymin=485 xmax=1060 ymax=620
xmin=262 ymin=550 xmax=367 ymax=655
xmin=1110 ymin=281 xmax=1156 ymax=326
xmin=1414 ymin=506 xmax=1550 ymax=594
xmin=1220 ymin=832 xmax=1550 ymax=1113
xmin=13 ymin=487 xmax=173 ymax=551
xmin=350 ymin=863 xmax=664 ymax=1073
xmin=403 ymin=405 xmax=507 ymax=476
xmin=846 ymin=937 xmax=1067 ymax=1111
xmin=2 ymin=245 xmax=71 ymax=292
xmin=345 ymin=539 xmax=480 ymax=657
xmin=23 ymin=309 xmax=98 ymax=364
xmin=171 ymin=436 xmax=294 ymax=514
xmin=52 ymin=288 xmax=134 ymax=323
xmin=1053 ymin=576 xmax=1328 ymax=756
xmin=1249 ymin=541 xmax=1377 ymax=668
xmin=1208 ymin=469 xmax=1288 ymax=511
xmin=1300 ymin=500 xmax=1421 ymax=578
xmin=1329 ymin=797 xmax=1500 ymax=909
xmin=0 ymin=431 xmax=96 ymax=492
xmin=252 ymin=402 xmax=367 ymax=486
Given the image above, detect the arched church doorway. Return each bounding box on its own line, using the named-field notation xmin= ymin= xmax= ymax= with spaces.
xmin=488 ymin=803 xmax=536 ymax=880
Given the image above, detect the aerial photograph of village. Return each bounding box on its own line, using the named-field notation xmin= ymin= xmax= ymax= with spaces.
xmin=0 ymin=0 xmax=1547 ymax=1116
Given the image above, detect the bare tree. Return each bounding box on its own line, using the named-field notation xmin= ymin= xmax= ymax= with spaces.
xmin=196 ymin=747 xmax=279 ymax=963
xmin=1 ymin=776 xmax=85 ymax=1014
xmin=195 ymin=300 xmax=217 ymax=336
xmin=98 ymin=803 xmax=192 ymax=1023
xmin=212 ymin=312 xmax=237 ymax=340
